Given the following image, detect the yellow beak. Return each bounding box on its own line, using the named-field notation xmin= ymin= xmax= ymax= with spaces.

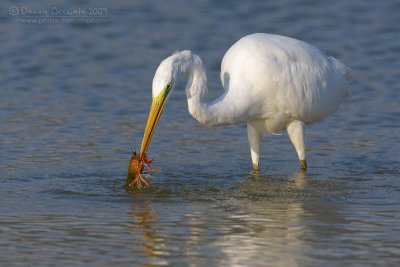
xmin=139 ymin=86 xmax=171 ymax=156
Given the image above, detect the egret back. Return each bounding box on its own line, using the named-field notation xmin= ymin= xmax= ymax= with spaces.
xmin=219 ymin=33 xmax=352 ymax=124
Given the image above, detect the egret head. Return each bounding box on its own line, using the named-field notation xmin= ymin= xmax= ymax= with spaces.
xmin=151 ymin=50 xmax=195 ymax=96
xmin=140 ymin=51 xmax=197 ymax=155
xmin=140 ymin=52 xmax=184 ymax=156
xmin=151 ymin=56 xmax=177 ymax=97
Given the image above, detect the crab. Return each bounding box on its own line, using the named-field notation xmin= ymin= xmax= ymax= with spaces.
xmin=126 ymin=152 xmax=159 ymax=189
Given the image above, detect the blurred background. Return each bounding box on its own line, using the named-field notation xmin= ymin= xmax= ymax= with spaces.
xmin=1 ymin=0 xmax=399 ymax=266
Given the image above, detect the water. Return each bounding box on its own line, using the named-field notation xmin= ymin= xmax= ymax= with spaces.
xmin=1 ymin=0 xmax=399 ymax=266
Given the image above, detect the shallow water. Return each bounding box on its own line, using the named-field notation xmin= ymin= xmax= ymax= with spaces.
xmin=1 ymin=0 xmax=400 ymax=266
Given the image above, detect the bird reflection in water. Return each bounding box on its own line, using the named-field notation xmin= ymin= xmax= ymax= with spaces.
xmin=214 ymin=171 xmax=311 ymax=265
xmin=288 ymin=170 xmax=308 ymax=189
xmin=245 ymin=169 xmax=309 ymax=192
xmin=127 ymin=203 xmax=159 ymax=258
xmin=124 ymin=170 xmax=346 ymax=265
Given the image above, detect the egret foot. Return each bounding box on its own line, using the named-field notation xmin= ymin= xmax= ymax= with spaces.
xmin=252 ymin=163 xmax=259 ymax=172
xmin=300 ymin=159 xmax=307 ymax=170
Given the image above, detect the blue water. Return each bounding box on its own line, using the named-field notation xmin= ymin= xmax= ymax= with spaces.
xmin=1 ymin=0 xmax=399 ymax=266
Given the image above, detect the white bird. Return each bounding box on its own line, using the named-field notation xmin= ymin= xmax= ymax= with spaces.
xmin=140 ymin=33 xmax=354 ymax=171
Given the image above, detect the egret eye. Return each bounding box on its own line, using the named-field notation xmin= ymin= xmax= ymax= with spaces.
xmin=166 ymin=82 xmax=172 ymax=89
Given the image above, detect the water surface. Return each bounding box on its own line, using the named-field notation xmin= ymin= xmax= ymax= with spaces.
xmin=1 ymin=0 xmax=399 ymax=266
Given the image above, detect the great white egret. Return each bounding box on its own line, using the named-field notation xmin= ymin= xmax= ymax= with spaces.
xmin=139 ymin=33 xmax=354 ymax=171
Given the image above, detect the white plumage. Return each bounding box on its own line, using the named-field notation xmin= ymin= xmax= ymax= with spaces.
xmin=142 ymin=33 xmax=354 ymax=171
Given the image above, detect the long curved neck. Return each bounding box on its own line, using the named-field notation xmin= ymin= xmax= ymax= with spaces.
xmin=185 ymin=56 xmax=210 ymax=124
xmin=180 ymin=52 xmax=221 ymax=126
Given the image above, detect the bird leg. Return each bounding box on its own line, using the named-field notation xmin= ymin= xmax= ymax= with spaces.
xmin=248 ymin=123 xmax=262 ymax=172
xmin=287 ymin=120 xmax=307 ymax=170
xmin=126 ymin=152 xmax=159 ymax=189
